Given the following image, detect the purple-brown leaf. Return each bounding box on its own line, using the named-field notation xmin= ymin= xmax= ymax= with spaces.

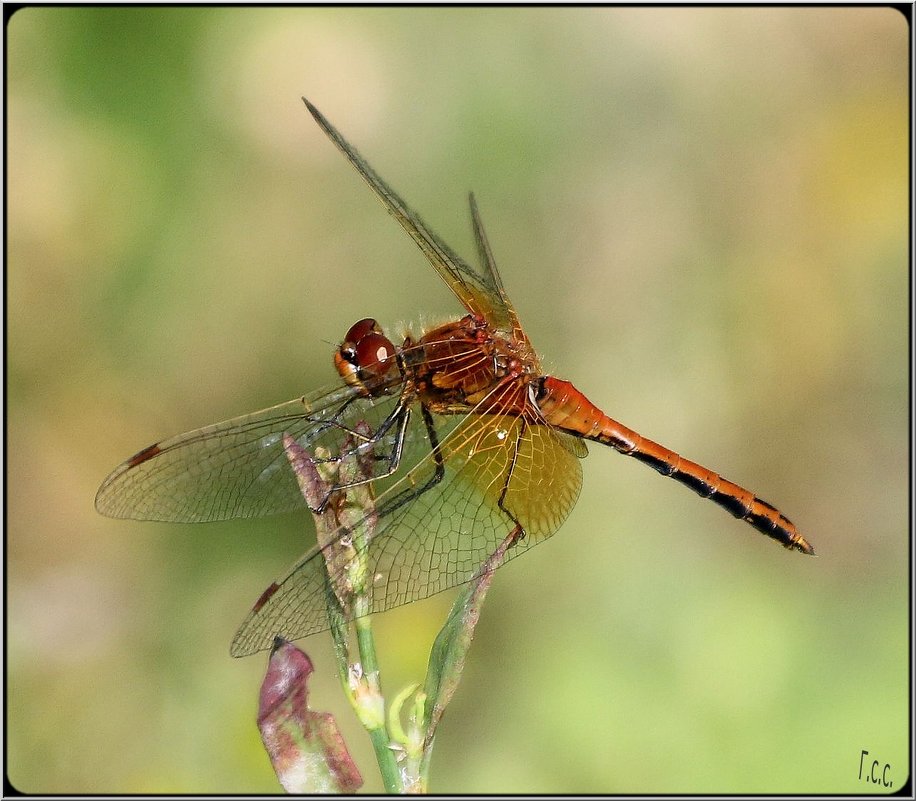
xmin=258 ymin=638 xmax=362 ymax=793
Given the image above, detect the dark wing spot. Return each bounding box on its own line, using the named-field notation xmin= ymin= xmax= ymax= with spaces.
xmin=127 ymin=443 xmax=162 ymax=468
xmin=252 ymin=582 xmax=280 ymax=614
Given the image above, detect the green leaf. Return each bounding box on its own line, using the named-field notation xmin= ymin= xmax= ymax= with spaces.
xmin=422 ymin=527 xmax=520 ymax=747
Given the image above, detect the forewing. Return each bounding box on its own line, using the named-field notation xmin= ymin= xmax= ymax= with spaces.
xmin=467 ymin=192 xmax=529 ymax=348
xmin=231 ymin=389 xmax=584 ymax=656
xmin=95 ymin=378 xmax=406 ymax=523
xmin=303 ymin=98 xmax=522 ymax=338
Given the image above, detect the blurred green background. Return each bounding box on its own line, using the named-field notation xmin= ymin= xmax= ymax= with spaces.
xmin=6 ymin=6 xmax=908 ymax=794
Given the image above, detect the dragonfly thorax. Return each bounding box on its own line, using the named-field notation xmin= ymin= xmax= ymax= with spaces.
xmin=411 ymin=314 xmax=538 ymax=414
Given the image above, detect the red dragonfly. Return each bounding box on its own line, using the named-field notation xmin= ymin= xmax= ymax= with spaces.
xmin=96 ymin=98 xmax=814 ymax=657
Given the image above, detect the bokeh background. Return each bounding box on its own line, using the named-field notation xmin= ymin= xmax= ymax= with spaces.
xmin=6 ymin=6 xmax=909 ymax=794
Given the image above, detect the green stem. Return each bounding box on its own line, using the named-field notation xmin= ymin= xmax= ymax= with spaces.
xmin=354 ymin=614 xmax=402 ymax=794
xmin=354 ymin=605 xmax=378 ymax=675
xmin=368 ymin=726 xmax=400 ymax=794
xmin=418 ymin=740 xmax=434 ymax=789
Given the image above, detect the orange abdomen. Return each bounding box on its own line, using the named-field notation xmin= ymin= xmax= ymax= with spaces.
xmin=537 ymin=376 xmax=814 ymax=555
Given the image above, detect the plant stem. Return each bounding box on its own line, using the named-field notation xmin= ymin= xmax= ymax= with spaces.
xmin=354 ymin=613 xmax=402 ymax=793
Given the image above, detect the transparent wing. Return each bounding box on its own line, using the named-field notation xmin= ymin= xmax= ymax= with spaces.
xmin=303 ymin=98 xmax=527 ymax=344
xmin=230 ymin=383 xmax=585 ymax=656
xmin=95 ymin=374 xmax=408 ymax=523
xmin=467 ymin=191 xmax=530 ymax=349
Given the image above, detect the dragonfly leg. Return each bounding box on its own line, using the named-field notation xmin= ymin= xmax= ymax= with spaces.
xmin=311 ymin=403 xmax=413 ymax=513
xmin=301 ymin=394 xmax=365 ymax=445
xmin=374 ymin=404 xmax=447 ymax=521
xmin=304 ymin=396 xmax=387 ymax=457
xmin=494 ymin=418 xmax=528 ymax=543
xmin=299 ymin=378 xmax=404 ymax=459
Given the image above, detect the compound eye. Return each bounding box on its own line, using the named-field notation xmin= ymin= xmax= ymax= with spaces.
xmin=339 ymin=344 xmax=358 ymax=366
xmin=354 ymin=332 xmax=396 ymax=378
xmin=343 ymin=318 xmax=381 ymax=346
xmin=335 ymin=318 xmax=396 ymax=392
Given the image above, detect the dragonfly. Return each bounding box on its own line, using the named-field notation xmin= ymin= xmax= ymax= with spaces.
xmin=96 ymin=98 xmax=814 ymax=657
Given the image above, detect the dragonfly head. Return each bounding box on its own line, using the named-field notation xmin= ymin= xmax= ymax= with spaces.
xmin=335 ymin=317 xmax=398 ymax=396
